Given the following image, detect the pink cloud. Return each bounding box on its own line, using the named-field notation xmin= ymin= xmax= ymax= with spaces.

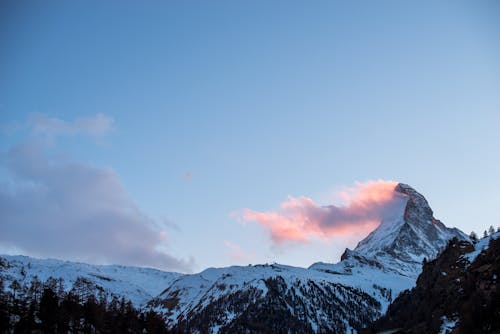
xmin=224 ymin=241 xmax=255 ymax=261
xmin=241 ymin=180 xmax=407 ymax=243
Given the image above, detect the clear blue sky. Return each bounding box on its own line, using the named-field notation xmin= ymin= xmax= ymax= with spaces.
xmin=1 ymin=1 xmax=499 ymax=272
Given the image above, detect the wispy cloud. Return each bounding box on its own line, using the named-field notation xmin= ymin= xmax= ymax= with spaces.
xmin=28 ymin=113 xmax=114 ymax=140
xmin=240 ymin=180 xmax=407 ymax=244
xmin=0 ymin=114 xmax=193 ymax=272
xmin=224 ymin=241 xmax=255 ymax=262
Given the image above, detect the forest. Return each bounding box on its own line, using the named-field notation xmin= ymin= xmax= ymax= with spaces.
xmin=0 ymin=276 xmax=169 ymax=334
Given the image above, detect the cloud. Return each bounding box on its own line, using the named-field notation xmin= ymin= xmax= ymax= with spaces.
xmin=0 ymin=115 xmax=193 ymax=273
xmin=224 ymin=241 xmax=255 ymax=262
xmin=240 ymin=180 xmax=407 ymax=244
xmin=28 ymin=113 xmax=114 ymax=140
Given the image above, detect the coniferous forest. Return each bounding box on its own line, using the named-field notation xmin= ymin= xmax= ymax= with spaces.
xmin=0 ymin=276 xmax=169 ymax=334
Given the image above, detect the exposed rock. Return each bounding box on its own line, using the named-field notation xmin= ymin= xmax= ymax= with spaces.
xmin=353 ymin=183 xmax=468 ymax=277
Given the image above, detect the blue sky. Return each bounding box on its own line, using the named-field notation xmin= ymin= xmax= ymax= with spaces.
xmin=1 ymin=1 xmax=500 ymax=272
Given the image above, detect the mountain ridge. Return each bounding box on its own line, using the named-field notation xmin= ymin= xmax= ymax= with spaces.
xmin=0 ymin=254 xmax=181 ymax=306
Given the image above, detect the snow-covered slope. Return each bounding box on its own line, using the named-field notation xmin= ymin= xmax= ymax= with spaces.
xmin=351 ymin=183 xmax=468 ymax=277
xmin=0 ymin=255 xmax=181 ymax=306
xmin=149 ymin=262 xmax=414 ymax=333
xmin=462 ymin=231 xmax=500 ymax=265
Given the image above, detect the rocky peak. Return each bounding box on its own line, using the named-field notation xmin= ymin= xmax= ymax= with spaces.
xmin=348 ymin=183 xmax=467 ymax=277
xmin=395 ymin=183 xmax=434 ymax=224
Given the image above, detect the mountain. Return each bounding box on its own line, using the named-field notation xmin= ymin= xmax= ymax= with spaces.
xmin=0 ymin=183 xmax=468 ymax=333
xmin=0 ymin=255 xmax=181 ymax=306
xmin=351 ymin=183 xmax=468 ymax=277
xmin=368 ymin=231 xmax=500 ymax=334
xmin=148 ymin=262 xmax=413 ymax=333
xmin=147 ymin=183 xmax=467 ymax=333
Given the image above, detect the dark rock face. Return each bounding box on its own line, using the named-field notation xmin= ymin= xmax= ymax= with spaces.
xmin=395 ymin=183 xmax=435 ymax=224
xmin=396 ymin=184 xmax=466 ymax=253
xmin=367 ymin=236 xmax=500 ymax=334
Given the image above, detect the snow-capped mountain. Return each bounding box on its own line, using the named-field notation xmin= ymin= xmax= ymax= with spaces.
xmin=350 ymin=183 xmax=468 ymax=277
xmin=147 ymin=183 xmax=467 ymax=332
xmin=0 ymin=183 xmax=468 ymax=333
xmin=0 ymin=255 xmax=181 ymax=306
xmin=148 ymin=261 xmax=414 ymax=333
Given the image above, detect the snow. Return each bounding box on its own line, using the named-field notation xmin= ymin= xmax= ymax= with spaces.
xmin=353 ymin=184 xmax=468 ymax=278
xmin=462 ymin=232 xmax=500 ymax=266
xmin=353 ymin=192 xmax=408 ymax=257
xmin=153 ymin=256 xmax=416 ymax=330
xmin=439 ymin=316 xmax=458 ymax=334
xmin=309 ymin=257 xmax=415 ymax=311
xmin=0 ymin=255 xmax=181 ymax=306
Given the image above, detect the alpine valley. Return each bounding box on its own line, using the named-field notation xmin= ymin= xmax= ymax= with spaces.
xmin=4 ymin=183 xmax=494 ymax=334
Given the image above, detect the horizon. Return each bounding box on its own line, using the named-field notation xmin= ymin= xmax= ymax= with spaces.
xmin=5 ymin=212 xmax=497 ymax=275
xmin=1 ymin=1 xmax=500 ymax=273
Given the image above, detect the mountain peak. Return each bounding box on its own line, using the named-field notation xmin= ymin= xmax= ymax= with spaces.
xmin=395 ymin=183 xmax=434 ymax=225
xmin=349 ymin=183 xmax=467 ymax=276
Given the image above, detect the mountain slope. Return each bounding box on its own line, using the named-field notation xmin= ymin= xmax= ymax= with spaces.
xmin=0 ymin=255 xmax=181 ymax=306
xmin=351 ymin=183 xmax=467 ymax=277
xmin=368 ymin=232 xmax=500 ymax=334
xmin=149 ymin=263 xmax=414 ymax=333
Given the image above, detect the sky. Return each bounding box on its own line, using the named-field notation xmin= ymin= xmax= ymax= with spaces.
xmin=1 ymin=1 xmax=500 ymax=273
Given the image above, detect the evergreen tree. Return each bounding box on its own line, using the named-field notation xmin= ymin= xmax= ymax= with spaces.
xmin=0 ymin=278 xmax=9 ymax=332
xmin=9 ymin=280 xmax=21 ymax=301
xmin=40 ymin=287 xmax=59 ymax=333
xmin=15 ymin=300 xmax=37 ymax=333
xmin=29 ymin=275 xmax=43 ymax=305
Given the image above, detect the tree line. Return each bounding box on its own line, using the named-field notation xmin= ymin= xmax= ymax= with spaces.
xmin=469 ymin=225 xmax=499 ymax=241
xmin=0 ymin=275 xmax=170 ymax=333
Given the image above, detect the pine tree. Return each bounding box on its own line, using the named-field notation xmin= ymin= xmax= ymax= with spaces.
xmin=469 ymin=231 xmax=478 ymax=242
xmin=0 ymin=278 xmax=9 ymax=332
xmin=9 ymin=280 xmax=21 ymax=300
xmin=29 ymin=276 xmax=43 ymax=305
xmin=40 ymin=287 xmax=59 ymax=333
xmin=15 ymin=300 xmax=37 ymax=333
